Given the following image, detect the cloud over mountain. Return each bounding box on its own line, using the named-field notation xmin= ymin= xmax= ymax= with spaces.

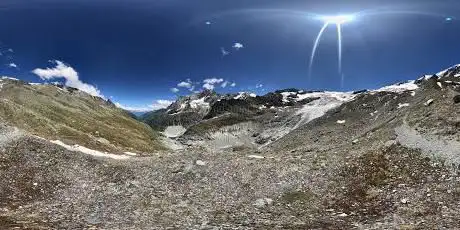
xmin=203 ymin=78 xmax=224 ymax=90
xmin=32 ymin=60 xmax=103 ymax=98
xmin=115 ymin=99 xmax=173 ymax=112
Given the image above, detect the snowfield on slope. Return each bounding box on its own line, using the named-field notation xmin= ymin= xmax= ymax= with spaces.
xmin=293 ymin=92 xmax=355 ymax=129
xmin=162 ymin=125 xmax=187 ymax=138
xmin=374 ymin=80 xmax=419 ymax=93
xmin=50 ymin=140 xmax=132 ymax=160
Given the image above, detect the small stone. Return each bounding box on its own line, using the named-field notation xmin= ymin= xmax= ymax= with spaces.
xmin=401 ymin=198 xmax=408 ymax=204
xmin=33 ymin=182 xmax=38 ymax=186
xmin=385 ymin=140 xmax=397 ymax=147
xmin=195 ymin=160 xmax=206 ymax=166
xmin=424 ymin=99 xmax=434 ymax=106
xmin=454 ymin=95 xmax=460 ymax=104
xmin=352 ymin=139 xmax=359 ymax=145
xmin=337 ymin=213 xmax=348 ymax=217
xmin=254 ymin=198 xmax=273 ymax=208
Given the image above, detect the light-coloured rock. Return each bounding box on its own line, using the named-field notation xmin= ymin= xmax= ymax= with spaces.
xmin=196 ymin=160 xmax=206 ymax=166
xmin=254 ymin=198 xmax=273 ymax=208
xmin=424 ymin=99 xmax=434 ymax=106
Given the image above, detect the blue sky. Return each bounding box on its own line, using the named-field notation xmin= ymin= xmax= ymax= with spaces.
xmin=1 ymin=0 xmax=460 ymax=111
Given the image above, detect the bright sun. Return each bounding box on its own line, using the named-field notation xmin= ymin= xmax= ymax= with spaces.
xmin=320 ymin=15 xmax=355 ymax=24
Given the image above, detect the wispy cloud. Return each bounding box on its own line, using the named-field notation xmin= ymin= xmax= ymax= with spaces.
xmin=233 ymin=42 xmax=244 ymax=50
xmin=230 ymin=82 xmax=236 ymax=87
xmin=32 ymin=60 xmax=103 ymax=98
xmin=256 ymin=83 xmax=263 ymax=88
xmin=7 ymin=48 xmax=13 ymax=53
xmin=115 ymin=99 xmax=173 ymax=112
xmin=170 ymin=87 xmax=180 ymax=93
xmin=221 ymin=47 xmax=229 ymax=57
xmin=221 ymin=81 xmax=229 ymax=88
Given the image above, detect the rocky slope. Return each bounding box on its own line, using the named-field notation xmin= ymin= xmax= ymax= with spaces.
xmin=143 ymin=87 xmax=356 ymax=150
xmin=1 ymin=65 xmax=460 ymax=229
xmin=0 ymin=77 xmax=164 ymax=154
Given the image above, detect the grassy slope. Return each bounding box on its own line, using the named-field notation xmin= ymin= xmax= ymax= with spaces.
xmin=0 ymin=80 xmax=164 ymax=153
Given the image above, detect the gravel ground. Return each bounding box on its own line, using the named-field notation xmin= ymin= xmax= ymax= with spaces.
xmin=1 ymin=78 xmax=460 ymax=229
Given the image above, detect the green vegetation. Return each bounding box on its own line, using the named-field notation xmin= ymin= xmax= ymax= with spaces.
xmin=0 ymin=81 xmax=164 ymax=153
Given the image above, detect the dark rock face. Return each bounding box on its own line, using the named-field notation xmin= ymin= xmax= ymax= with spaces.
xmin=353 ymin=89 xmax=368 ymax=94
xmin=142 ymin=89 xmax=317 ymax=131
xmin=454 ymin=95 xmax=460 ymax=104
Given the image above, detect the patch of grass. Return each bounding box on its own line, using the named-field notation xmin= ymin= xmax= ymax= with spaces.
xmin=329 ymin=144 xmax=444 ymax=219
xmin=281 ymin=190 xmax=315 ymax=204
xmin=0 ymin=83 xmax=165 ymax=153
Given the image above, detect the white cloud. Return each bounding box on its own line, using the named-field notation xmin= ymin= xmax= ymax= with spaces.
xmin=202 ymin=78 xmax=224 ymax=90
xmin=177 ymin=80 xmax=192 ymax=88
xmin=8 ymin=63 xmax=18 ymax=68
xmin=206 ymin=21 xmax=212 ymax=25
xmin=170 ymin=87 xmax=180 ymax=93
xmin=177 ymin=79 xmax=197 ymax=92
xmin=115 ymin=99 xmax=173 ymax=112
xmin=7 ymin=48 xmax=13 ymax=53
xmin=155 ymin=99 xmax=174 ymax=109
xmin=221 ymin=47 xmax=229 ymax=57
xmin=203 ymin=78 xmax=224 ymax=84
xmin=32 ymin=60 xmax=102 ymax=98
xmin=233 ymin=42 xmax=244 ymax=50
xmin=221 ymin=81 xmax=229 ymax=88
xmin=230 ymin=82 xmax=236 ymax=87
xmin=203 ymin=83 xmax=214 ymax=90
xmin=256 ymin=84 xmax=263 ymax=88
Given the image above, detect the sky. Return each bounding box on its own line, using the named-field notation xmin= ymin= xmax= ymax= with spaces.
xmin=1 ymin=0 xmax=460 ymax=111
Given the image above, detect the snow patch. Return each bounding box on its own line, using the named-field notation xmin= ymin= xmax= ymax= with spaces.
xmin=397 ymin=103 xmax=410 ymax=109
xmin=1 ymin=76 xmax=19 ymax=81
xmin=124 ymin=152 xmax=138 ymax=156
xmin=190 ymin=97 xmax=209 ymax=109
xmin=294 ymin=92 xmax=355 ymax=129
xmin=418 ymin=75 xmax=433 ymax=81
xmin=375 ymin=81 xmax=418 ymax=93
xmin=234 ymin=92 xmax=256 ymax=100
xmin=437 ymin=82 xmax=443 ymax=89
xmin=50 ymin=140 xmax=131 ymax=160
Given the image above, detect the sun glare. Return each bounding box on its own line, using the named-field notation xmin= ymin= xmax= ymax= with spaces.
xmin=320 ymin=14 xmax=355 ymax=24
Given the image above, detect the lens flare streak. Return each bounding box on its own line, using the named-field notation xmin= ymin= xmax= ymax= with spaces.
xmin=337 ymin=23 xmax=342 ymax=74
xmin=308 ymin=22 xmax=329 ymax=80
xmin=309 ymin=14 xmax=353 ymax=84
